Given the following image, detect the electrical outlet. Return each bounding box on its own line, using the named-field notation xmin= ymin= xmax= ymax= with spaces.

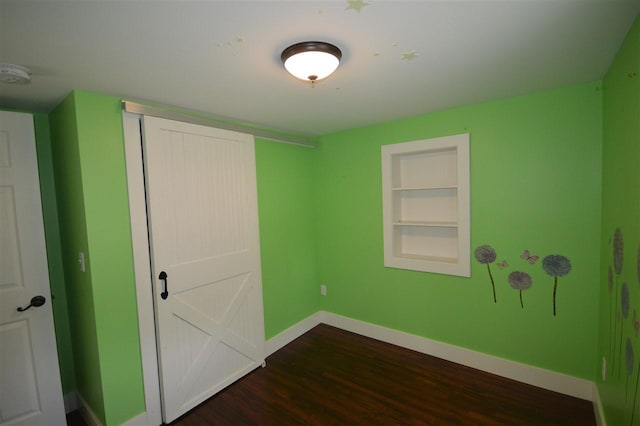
xmin=320 ymin=285 xmax=327 ymax=296
xmin=602 ymin=356 xmax=606 ymax=381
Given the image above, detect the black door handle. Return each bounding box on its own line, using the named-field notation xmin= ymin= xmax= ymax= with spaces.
xmin=17 ymin=295 xmax=46 ymax=312
xmin=159 ymin=271 xmax=169 ymax=300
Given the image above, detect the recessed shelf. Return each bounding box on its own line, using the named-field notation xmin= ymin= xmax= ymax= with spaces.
xmin=381 ymin=134 xmax=470 ymax=277
xmin=397 ymin=252 xmax=458 ymax=264
xmin=393 ymin=221 xmax=458 ymax=228
xmin=392 ymin=185 xmax=458 ymax=191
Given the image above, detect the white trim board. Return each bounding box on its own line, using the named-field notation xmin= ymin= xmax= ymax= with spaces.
xmin=265 ymin=312 xmax=324 ymax=357
xmin=266 ymin=311 xmax=595 ymax=402
xmin=592 ymin=383 xmax=607 ymax=426
xmin=77 ymin=392 xmax=103 ymax=426
xmin=64 ymin=392 xmax=79 ymax=414
xmin=123 ymin=113 xmax=163 ymax=426
xmin=72 ymin=390 xmax=148 ymax=426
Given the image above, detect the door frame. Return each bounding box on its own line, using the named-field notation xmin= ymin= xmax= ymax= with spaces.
xmin=122 ymin=113 xmax=163 ymax=425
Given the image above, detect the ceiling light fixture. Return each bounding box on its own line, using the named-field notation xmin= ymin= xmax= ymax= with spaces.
xmin=0 ymin=63 xmax=32 ymax=84
xmin=281 ymin=41 xmax=342 ymax=83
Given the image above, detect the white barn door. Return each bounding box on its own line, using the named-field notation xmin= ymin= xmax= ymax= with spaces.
xmin=0 ymin=111 xmax=65 ymax=425
xmin=141 ymin=116 xmax=265 ymax=422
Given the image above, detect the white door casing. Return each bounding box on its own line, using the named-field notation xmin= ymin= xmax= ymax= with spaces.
xmin=141 ymin=116 xmax=265 ymax=423
xmin=0 ymin=111 xmax=65 ymax=425
xmin=122 ymin=113 xmax=162 ymax=426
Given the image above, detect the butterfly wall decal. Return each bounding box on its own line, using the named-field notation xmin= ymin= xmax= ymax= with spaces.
xmin=521 ymin=250 xmax=539 ymax=264
xmin=497 ymin=260 xmax=509 ymax=269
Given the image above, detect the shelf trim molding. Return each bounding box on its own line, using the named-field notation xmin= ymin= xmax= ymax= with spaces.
xmin=381 ymin=133 xmax=470 ymax=276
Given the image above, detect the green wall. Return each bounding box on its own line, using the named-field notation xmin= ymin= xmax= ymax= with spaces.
xmin=49 ymin=94 xmax=105 ymax=420
xmin=255 ymin=139 xmax=319 ymax=338
xmin=315 ymin=81 xmax=603 ymax=379
xmin=597 ymin=15 xmax=640 ymax=425
xmin=74 ymin=92 xmax=145 ymax=426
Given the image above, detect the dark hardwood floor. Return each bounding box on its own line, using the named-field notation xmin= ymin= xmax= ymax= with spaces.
xmin=66 ymin=410 xmax=86 ymax=426
xmin=167 ymin=324 xmax=595 ymax=426
xmin=66 ymin=324 xmax=595 ymax=425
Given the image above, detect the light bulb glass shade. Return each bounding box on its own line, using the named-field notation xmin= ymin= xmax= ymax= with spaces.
xmin=0 ymin=63 xmax=31 ymax=84
xmin=281 ymin=42 xmax=341 ymax=82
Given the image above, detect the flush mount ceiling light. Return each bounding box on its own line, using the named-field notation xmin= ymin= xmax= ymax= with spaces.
xmin=0 ymin=63 xmax=32 ymax=84
xmin=281 ymin=41 xmax=342 ymax=83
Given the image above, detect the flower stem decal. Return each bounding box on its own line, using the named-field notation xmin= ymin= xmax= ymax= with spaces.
xmin=475 ymin=245 xmax=497 ymax=303
xmin=625 ymin=338 xmax=634 ymax=406
xmin=613 ymin=228 xmax=624 ymax=373
xmin=508 ymin=271 xmax=532 ymax=308
xmin=614 ymin=228 xmax=624 ymax=276
xmin=618 ymin=282 xmax=630 ymax=378
xmin=608 ymin=266 xmax=616 ymax=364
xmin=541 ymin=254 xmax=571 ymax=316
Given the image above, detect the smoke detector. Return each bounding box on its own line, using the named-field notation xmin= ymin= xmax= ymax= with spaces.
xmin=0 ymin=63 xmax=32 ymax=84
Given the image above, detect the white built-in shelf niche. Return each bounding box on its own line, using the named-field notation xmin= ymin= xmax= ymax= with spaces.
xmin=381 ymin=133 xmax=470 ymax=277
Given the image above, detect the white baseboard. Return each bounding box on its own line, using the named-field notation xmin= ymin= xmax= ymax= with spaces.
xmin=122 ymin=411 xmax=151 ymax=426
xmin=318 ymin=311 xmax=594 ymax=401
xmin=592 ymin=383 xmax=607 ymax=426
xmin=265 ymin=311 xmax=324 ymax=356
xmin=73 ymin=389 xmax=151 ymax=426
xmin=76 ymin=392 xmax=103 ymax=426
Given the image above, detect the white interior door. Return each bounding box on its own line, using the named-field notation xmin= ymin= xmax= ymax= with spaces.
xmin=0 ymin=111 xmax=65 ymax=425
xmin=142 ymin=116 xmax=265 ymax=423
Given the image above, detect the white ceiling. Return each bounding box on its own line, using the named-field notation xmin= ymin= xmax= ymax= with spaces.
xmin=1 ymin=1 xmax=638 ymax=136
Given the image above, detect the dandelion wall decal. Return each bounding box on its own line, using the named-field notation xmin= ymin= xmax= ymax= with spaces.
xmin=541 ymin=254 xmax=571 ymax=316
xmin=614 ymin=228 xmax=624 ymax=275
xmin=621 ymin=282 xmax=630 ymax=316
xmin=475 ymin=245 xmax=497 ymax=303
xmin=633 ymin=310 xmax=639 ymax=338
xmin=612 ymin=228 xmax=624 ymax=373
xmin=508 ymin=271 xmax=532 ymax=308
